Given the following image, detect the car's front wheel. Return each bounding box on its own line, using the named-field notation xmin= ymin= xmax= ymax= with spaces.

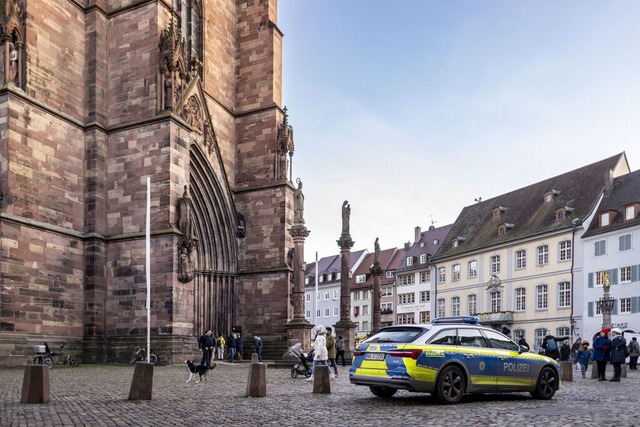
xmin=435 ymin=365 xmax=465 ymax=404
xmin=530 ymin=366 xmax=557 ymax=400
xmin=369 ymin=386 xmax=397 ymax=398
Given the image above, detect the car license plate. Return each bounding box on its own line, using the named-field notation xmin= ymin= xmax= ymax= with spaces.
xmin=365 ymin=352 xmax=385 ymax=360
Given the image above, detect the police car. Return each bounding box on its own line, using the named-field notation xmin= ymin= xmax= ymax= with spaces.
xmin=349 ymin=316 xmax=561 ymax=404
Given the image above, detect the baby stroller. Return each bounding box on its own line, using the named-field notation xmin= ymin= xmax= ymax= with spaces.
xmin=288 ymin=343 xmax=314 ymax=378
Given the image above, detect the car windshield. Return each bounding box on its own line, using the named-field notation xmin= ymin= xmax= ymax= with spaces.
xmin=364 ymin=327 xmax=428 ymax=344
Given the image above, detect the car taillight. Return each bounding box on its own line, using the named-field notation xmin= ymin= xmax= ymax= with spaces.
xmin=386 ymin=349 xmax=423 ymax=360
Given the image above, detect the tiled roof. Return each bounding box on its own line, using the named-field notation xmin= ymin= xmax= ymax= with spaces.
xmin=432 ymin=153 xmax=628 ymax=260
xmin=583 ymin=169 xmax=640 ymax=238
xmin=396 ymin=224 xmax=453 ymax=272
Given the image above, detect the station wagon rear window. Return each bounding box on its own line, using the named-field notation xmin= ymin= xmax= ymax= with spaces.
xmin=365 ymin=326 xmax=429 ymax=344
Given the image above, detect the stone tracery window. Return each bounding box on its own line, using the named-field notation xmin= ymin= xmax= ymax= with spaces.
xmin=178 ymin=0 xmax=203 ymax=77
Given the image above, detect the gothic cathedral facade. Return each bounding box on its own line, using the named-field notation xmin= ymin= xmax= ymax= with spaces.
xmin=0 ymin=0 xmax=297 ymax=365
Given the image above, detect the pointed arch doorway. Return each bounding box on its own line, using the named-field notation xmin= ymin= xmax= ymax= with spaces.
xmin=187 ymin=143 xmax=239 ymax=338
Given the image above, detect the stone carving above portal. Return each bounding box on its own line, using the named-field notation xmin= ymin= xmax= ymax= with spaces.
xmin=181 ymin=95 xmax=203 ymax=133
xmin=0 ymin=0 xmax=25 ymax=88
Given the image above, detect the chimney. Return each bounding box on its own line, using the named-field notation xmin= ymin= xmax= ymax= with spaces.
xmin=604 ymin=170 xmax=614 ymax=193
xmin=404 ymin=241 xmax=411 ymax=250
xmin=414 ymin=226 xmax=421 ymax=243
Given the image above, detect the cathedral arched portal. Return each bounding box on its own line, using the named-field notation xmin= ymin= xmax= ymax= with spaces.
xmin=187 ymin=143 xmax=239 ymax=338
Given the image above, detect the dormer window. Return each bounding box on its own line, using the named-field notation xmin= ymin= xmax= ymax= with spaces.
xmin=419 ymin=254 xmax=427 ymax=264
xmin=600 ymin=212 xmax=610 ymax=227
xmin=544 ymin=190 xmax=560 ymax=204
xmin=492 ymin=206 xmax=508 ymax=219
xmin=453 ymin=240 xmax=458 ymax=248
xmin=420 ymin=242 xmax=425 ymax=247
xmin=555 ymin=209 xmax=566 ymax=221
xmin=625 ymin=204 xmax=637 ymax=221
xmin=433 ymin=239 xmax=439 ymax=245
xmin=498 ymin=225 xmax=506 ymax=236
xmin=406 ymin=257 xmax=413 ymax=266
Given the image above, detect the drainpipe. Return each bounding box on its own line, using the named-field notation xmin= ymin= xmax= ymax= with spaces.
xmin=569 ymin=218 xmax=582 ymax=338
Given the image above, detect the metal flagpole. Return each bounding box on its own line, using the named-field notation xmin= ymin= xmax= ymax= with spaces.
xmin=314 ymin=251 xmax=318 ymax=325
xmin=146 ymin=177 xmax=151 ymax=363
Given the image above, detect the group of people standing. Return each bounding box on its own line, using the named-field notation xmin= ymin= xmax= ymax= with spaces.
xmin=305 ymin=325 xmax=346 ymax=382
xmin=199 ymin=331 xmax=261 ymax=366
xmin=590 ymin=327 xmax=631 ymax=382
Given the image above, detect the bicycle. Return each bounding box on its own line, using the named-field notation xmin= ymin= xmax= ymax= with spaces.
xmin=129 ymin=346 xmax=157 ymax=365
xmin=33 ymin=344 xmax=80 ymax=369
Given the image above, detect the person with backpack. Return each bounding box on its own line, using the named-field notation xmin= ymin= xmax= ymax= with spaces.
xmin=541 ymin=332 xmax=560 ymax=360
xmin=592 ymin=328 xmax=612 ymax=381
xmin=573 ymin=340 xmax=592 ymax=378
xmin=629 ymin=337 xmax=640 ymax=370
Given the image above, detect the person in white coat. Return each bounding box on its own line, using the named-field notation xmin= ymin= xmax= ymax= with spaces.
xmin=306 ymin=325 xmax=329 ymax=381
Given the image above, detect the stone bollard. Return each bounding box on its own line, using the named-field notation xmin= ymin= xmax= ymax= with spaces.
xmin=245 ymin=353 xmax=266 ymax=397
xmin=21 ymin=364 xmax=50 ymax=404
xmin=621 ymin=364 xmax=627 ymax=378
xmin=312 ymin=364 xmax=331 ymax=394
xmin=560 ymin=361 xmax=573 ymax=382
xmin=128 ymin=362 xmax=154 ymax=400
xmin=591 ymin=361 xmax=598 ymax=379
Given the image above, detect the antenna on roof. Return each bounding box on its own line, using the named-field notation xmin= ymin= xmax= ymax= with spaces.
xmin=429 ymin=214 xmax=437 ymax=226
xmin=474 ymin=197 xmax=483 ymax=203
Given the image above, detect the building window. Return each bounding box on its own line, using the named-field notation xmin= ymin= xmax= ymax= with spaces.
xmin=305 ymin=294 xmax=311 ymax=302
xmin=397 ymin=313 xmax=415 ymax=325
xmin=467 ymin=294 xmax=477 ymax=315
xmin=420 ymin=254 xmax=427 ymax=264
xmin=620 ymin=297 xmax=631 ymax=314
xmin=515 ymin=288 xmax=526 ymax=311
xmin=324 ymin=292 xmax=330 ymax=300
xmin=437 ymin=267 xmax=446 ymax=283
xmin=362 ymin=305 xmax=369 ymax=315
xmin=419 ymin=271 xmax=430 ymax=283
xmin=316 ymin=309 xmax=321 ymax=318
xmin=336 ymin=272 xmax=341 ymax=280
xmin=513 ymin=329 xmax=525 ymax=341
xmin=600 ymin=213 xmax=610 ymax=226
xmin=420 ymin=311 xmax=430 ymax=323
xmin=452 ymin=264 xmax=461 ymax=281
xmin=324 ymin=308 xmax=330 ymax=317
xmin=356 ymin=274 xmax=366 ymax=283
xmin=468 ymin=260 xmax=477 ymax=278
xmin=537 ymin=245 xmax=549 ymax=266
xmin=333 ymin=289 xmax=339 ymax=299
xmin=327 ymin=273 xmax=333 ymax=282
xmin=362 ymin=321 xmax=369 ymax=331
xmin=398 ymin=293 xmax=416 ymax=305
xmin=619 ymin=234 xmax=631 ymax=252
xmin=407 ymin=257 xmax=413 ymax=266
xmin=490 ymin=255 xmax=501 ymax=274
xmin=420 ymin=291 xmax=430 ymax=303
xmin=179 ymin=0 xmax=203 ymax=76
xmin=353 ymin=291 xmax=360 ymax=301
xmin=556 ymin=327 xmax=569 ymax=337
xmin=515 ymin=250 xmax=527 ymax=269
xmin=317 ymin=292 xmax=320 ymax=301
xmin=451 ymin=297 xmax=460 ymax=316
xmin=385 ymin=271 xmax=394 ymax=279
xmin=536 ymin=284 xmax=548 ymax=310
xmin=559 ymin=240 xmax=572 ymax=261
xmin=625 ymin=205 xmax=635 ymax=220
xmin=535 ymin=328 xmax=547 ymax=351
xmin=306 ymin=310 xmax=311 ymax=318
xmin=620 ymin=266 xmax=632 ymax=283
xmin=490 ymin=291 xmax=501 ymax=312
xmin=595 ymin=270 xmax=606 ymax=286
xmin=319 ymin=275 xmax=324 ymax=283
xmin=398 ymin=275 xmax=415 ymax=286
xmin=594 ymin=240 xmax=606 ymax=257
xmin=437 ymin=299 xmax=445 ymax=318
xmin=381 ymin=286 xmax=393 ymax=296
xmin=363 ymin=290 xmax=370 ymax=300
xmin=333 ymin=307 xmax=339 ymax=316
xmin=558 ymin=281 xmax=571 ymax=308
xmin=305 ymin=277 xmax=309 ymax=285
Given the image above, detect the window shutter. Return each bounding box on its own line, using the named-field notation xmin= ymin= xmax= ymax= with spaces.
xmin=588 ymin=301 xmax=594 ymax=317
xmin=632 ymin=297 xmax=640 ymax=314
xmin=632 ymin=265 xmax=639 ymax=282
xmin=609 ymin=269 xmax=618 ymax=285
xmin=613 ymin=302 xmax=618 ymax=315
xmin=588 ymin=273 xmax=594 ymax=288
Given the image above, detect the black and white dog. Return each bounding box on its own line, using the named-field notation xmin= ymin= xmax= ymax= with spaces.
xmin=185 ymin=360 xmax=217 ymax=383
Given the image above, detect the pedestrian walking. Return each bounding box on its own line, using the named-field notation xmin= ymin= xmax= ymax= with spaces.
xmin=254 ymin=336 xmax=263 ymax=362
xmin=198 ymin=330 xmax=214 ymax=367
xmin=326 ymin=326 xmax=338 ymax=379
xmin=305 ymin=325 xmax=328 ymax=382
xmin=541 ymin=332 xmax=561 ymax=360
xmin=560 ymin=340 xmax=571 ymax=361
xmin=236 ymin=334 xmax=243 ymax=361
xmin=629 ymin=337 xmax=639 ymax=370
xmin=336 ymin=336 xmax=346 ymax=366
xmin=227 ymin=333 xmax=237 ymax=363
xmin=593 ymin=328 xmax=612 ymax=381
xmin=573 ymin=340 xmax=592 ymax=378
xmin=609 ymin=328 xmax=626 ymax=382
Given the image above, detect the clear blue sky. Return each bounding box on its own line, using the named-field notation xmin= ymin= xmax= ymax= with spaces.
xmin=278 ymin=1 xmax=640 ymax=262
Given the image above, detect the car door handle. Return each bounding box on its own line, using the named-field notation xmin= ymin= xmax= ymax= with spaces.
xmin=499 ymin=357 xmax=507 ymax=361
xmin=463 ymin=354 xmax=475 ymax=358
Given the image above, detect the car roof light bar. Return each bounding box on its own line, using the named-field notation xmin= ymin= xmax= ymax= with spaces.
xmin=431 ymin=316 xmax=481 ymax=325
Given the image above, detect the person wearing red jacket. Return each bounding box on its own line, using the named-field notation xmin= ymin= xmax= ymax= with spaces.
xmin=592 ymin=328 xmax=612 ymax=381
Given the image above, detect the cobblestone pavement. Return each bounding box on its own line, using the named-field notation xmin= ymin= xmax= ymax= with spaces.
xmin=0 ymin=362 xmax=637 ymax=427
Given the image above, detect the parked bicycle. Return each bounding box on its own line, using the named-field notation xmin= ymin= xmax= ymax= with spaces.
xmin=33 ymin=343 xmax=80 ymax=368
xmin=129 ymin=346 xmax=157 ymax=365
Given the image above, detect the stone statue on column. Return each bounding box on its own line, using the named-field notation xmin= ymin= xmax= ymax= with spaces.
xmin=336 ymin=200 xmax=356 ymax=362
xmin=370 ymin=237 xmax=383 ymax=334
xmin=294 ymin=178 xmax=304 ymax=224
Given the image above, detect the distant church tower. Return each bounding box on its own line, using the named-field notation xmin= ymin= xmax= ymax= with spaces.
xmin=0 ymin=0 xmax=296 ymax=364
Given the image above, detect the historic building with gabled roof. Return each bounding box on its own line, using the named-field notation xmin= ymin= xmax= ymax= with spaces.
xmin=431 ymin=153 xmax=630 ymax=350
xmin=581 ymin=169 xmax=640 ymax=340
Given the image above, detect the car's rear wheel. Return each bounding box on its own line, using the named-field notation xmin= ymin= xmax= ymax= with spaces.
xmin=369 ymin=386 xmax=397 ymax=398
xmin=435 ymin=365 xmax=465 ymax=404
xmin=530 ymin=366 xmax=557 ymax=400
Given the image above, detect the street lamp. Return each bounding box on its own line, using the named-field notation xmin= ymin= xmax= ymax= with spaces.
xmin=569 ymin=217 xmax=581 ymax=338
